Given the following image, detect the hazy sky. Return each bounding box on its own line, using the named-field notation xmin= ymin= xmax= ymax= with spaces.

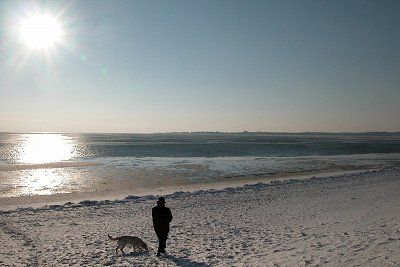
xmin=0 ymin=0 xmax=399 ymax=133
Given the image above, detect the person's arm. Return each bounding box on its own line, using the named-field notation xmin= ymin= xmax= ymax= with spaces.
xmin=167 ymin=208 xmax=172 ymax=223
xmin=152 ymin=208 xmax=157 ymax=226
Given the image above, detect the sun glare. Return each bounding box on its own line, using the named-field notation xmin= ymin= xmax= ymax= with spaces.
xmin=18 ymin=13 xmax=64 ymax=50
xmin=17 ymin=134 xmax=75 ymax=164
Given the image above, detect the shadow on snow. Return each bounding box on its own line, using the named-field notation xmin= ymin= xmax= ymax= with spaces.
xmin=165 ymin=254 xmax=210 ymax=267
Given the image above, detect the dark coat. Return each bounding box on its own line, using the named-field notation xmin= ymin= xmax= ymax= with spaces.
xmin=152 ymin=205 xmax=173 ymax=233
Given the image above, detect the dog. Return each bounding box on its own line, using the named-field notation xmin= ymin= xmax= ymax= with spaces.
xmin=108 ymin=234 xmax=148 ymax=254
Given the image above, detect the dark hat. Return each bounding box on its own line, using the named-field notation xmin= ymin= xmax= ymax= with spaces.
xmin=157 ymin=197 xmax=166 ymax=204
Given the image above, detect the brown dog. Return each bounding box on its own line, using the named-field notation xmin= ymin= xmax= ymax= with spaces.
xmin=108 ymin=234 xmax=148 ymax=254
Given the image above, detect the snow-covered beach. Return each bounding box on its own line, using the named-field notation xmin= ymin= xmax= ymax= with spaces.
xmin=1 ymin=167 xmax=400 ymax=266
xmin=2 ymin=0 xmax=400 ymax=264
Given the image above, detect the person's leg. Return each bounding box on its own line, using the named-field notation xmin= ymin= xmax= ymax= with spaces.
xmin=156 ymin=232 xmax=163 ymax=256
xmin=160 ymin=231 xmax=168 ymax=253
xmin=160 ymin=237 xmax=166 ymax=252
xmin=158 ymin=240 xmax=163 ymax=255
xmin=156 ymin=229 xmax=169 ymax=256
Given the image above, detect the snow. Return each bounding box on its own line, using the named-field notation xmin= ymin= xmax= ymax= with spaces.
xmin=1 ymin=167 xmax=400 ymax=266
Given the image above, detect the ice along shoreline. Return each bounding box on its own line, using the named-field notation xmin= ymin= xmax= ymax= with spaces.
xmin=0 ymin=166 xmax=389 ymax=211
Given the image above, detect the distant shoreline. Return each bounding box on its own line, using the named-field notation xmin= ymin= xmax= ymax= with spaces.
xmin=1 ymin=131 xmax=400 ymax=135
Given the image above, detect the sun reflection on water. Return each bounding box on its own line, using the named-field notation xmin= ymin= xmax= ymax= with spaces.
xmin=17 ymin=133 xmax=75 ymax=164
xmin=20 ymin=169 xmax=66 ymax=195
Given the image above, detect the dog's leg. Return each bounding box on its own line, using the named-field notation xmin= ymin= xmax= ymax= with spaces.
xmin=116 ymin=246 xmax=119 ymax=254
xmin=120 ymin=244 xmax=125 ymax=254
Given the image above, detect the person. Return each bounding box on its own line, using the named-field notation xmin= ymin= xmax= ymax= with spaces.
xmin=152 ymin=196 xmax=173 ymax=256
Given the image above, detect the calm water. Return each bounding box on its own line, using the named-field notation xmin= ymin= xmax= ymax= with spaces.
xmin=1 ymin=132 xmax=400 ymax=197
xmin=1 ymin=132 xmax=400 ymax=164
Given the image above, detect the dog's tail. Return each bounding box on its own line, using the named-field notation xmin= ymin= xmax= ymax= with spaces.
xmin=108 ymin=234 xmax=118 ymax=241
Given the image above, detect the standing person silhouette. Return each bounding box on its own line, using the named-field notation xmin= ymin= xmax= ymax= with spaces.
xmin=152 ymin=197 xmax=173 ymax=256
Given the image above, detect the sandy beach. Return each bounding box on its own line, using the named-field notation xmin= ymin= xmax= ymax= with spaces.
xmin=1 ymin=167 xmax=399 ymax=266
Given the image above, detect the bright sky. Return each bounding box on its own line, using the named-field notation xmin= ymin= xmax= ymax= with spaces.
xmin=0 ymin=0 xmax=399 ymax=133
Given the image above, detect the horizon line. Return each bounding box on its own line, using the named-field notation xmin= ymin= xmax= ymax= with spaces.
xmin=0 ymin=131 xmax=399 ymax=135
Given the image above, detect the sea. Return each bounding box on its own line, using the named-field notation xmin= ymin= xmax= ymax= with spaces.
xmin=1 ymin=132 xmax=400 ymax=197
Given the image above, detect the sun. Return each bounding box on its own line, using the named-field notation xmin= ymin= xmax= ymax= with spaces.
xmin=18 ymin=13 xmax=64 ymax=51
